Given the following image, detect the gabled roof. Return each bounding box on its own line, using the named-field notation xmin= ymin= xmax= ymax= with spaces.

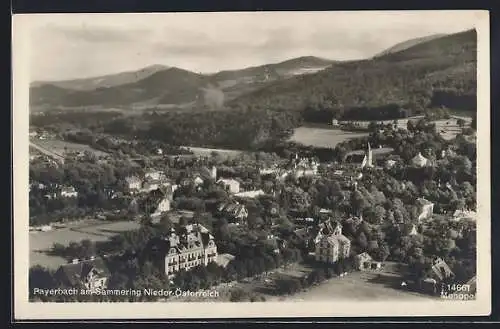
xmin=416 ymin=198 xmax=434 ymax=206
xmin=293 ymin=228 xmax=309 ymax=240
xmin=217 ymin=178 xmax=240 ymax=185
xmin=125 ymin=175 xmax=142 ymax=183
xmin=431 ymin=258 xmax=455 ymax=281
xmin=411 ymin=152 xmax=430 ymax=166
xmin=355 ymin=252 xmax=372 ymax=262
xmin=56 ymin=258 xmax=110 ymax=286
xmin=215 ymin=253 xmax=235 ymax=268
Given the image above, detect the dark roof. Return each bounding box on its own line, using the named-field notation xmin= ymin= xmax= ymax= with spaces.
xmin=146 ymin=229 xmax=213 ymax=257
xmin=198 ymin=166 xmax=213 ymax=180
xmin=56 ymin=258 xmax=110 ymax=286
xmin=345 ymin=154 xmax=366 ymax=164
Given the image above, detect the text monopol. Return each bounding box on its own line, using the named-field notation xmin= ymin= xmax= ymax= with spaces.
xmin=32 ymin=287 xmax=220 ymax=298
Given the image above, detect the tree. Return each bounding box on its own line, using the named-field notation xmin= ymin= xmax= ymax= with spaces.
xmin=159 ymin=214 xmax=174 ymax=233
xmin=357 ymin=232 xmax=368 ymax=251
xmin=351 ymin=190 xmax=369 ymax=215
xmin=456 ymin=118 xmax=466 ymax=127
xmin=29 ymin=266 xmax=56 ymax=300
xmin=229 ymin=288 xmax=248 ymax=302
xmin=374 ymin=243 xmax=390 ymax=262
xmin=80 ymin=239 xmax=96 ymax=258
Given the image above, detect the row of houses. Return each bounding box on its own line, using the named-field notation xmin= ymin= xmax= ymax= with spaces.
xmin=343 ymin=143 xmax=437 ymax=170
xmin=30 ymin=183 xmax=79 ymax=199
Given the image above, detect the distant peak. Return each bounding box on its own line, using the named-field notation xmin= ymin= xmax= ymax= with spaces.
xmin=140 ymin=64 xmax=170 ymax=71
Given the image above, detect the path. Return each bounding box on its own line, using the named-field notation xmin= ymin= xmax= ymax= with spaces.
xmin=30 ymin=141 xmax=65 ymax=164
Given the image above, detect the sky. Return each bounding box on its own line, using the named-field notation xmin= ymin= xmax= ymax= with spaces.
xmin=23 ymin=11 xmax=480 ymax=82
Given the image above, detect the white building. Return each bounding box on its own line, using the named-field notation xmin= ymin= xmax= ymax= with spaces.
xmin=416 ymin=198 xmax=434 ymax=222
xmin=151 ymin=224 xmax=218 ymax=278
xmin=125 ymin=176 xmax=142 ymax=192
xmin=142 ymin=180 xmax=160 ymax=192
xmin=315 ymin=221 xmax=351 ymax=264
xmin=154 ymin=197 xmax=171 ymax=214
xmin=145 ymin=170 xmax=164 ymax=181
xmin=411 ymin=152 xmax=431 ymax=167
xmin=217 ymin=178 xmax=241 ymax=194
xmin=60 ymin=186 xmax=78 ymax=198
xmin=193 ymin=176 xmax=204 ymax=186
xmin=234 ymin=189 xmax=265 ymax=199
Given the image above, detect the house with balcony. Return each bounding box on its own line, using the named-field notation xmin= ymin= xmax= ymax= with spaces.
xmin=314 ymin=220 xmax=351 ymax=264
xmin=419 ymin=257 xmax=455 ymax=295
xmin=145 ymin=223 xmax=218 ymax=278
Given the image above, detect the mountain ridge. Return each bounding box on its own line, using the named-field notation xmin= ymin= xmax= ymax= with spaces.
xmin=29 ymin=29 xmax=476 ymax=114
xmin=228 ymin=29 xmax=477 ymax=116
xmin=30 ymin=56 xmax=336 ymax=110
xmin=372 ymin=33 xmax=447 ymax=58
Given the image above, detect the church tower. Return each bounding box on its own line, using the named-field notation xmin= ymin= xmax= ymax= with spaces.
xmin=366 ymin=143 xmax=373 ymax=168
xmin=210 ymin=166 xmax=217 ymax=180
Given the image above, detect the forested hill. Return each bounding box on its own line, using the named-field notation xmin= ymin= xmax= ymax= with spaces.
xmin=30 ymin=65 xmax=170 ymax=91
xmin=372 ymin=33 xmax=446 ymax=58
xmin=30 ymin=67 xmax=208 ymax=109
xmin=228 ymin=29 xmax=477 ymax=121
xmin=29 ymin=56 xmax=334 ymax=111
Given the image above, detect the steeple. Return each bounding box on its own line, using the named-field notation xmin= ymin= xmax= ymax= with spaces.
xmin=366 ymin=142 xmax=373 ymax=168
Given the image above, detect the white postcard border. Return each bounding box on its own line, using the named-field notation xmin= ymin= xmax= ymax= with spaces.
xmin=13 ymin=11 xmax=491 ymax=319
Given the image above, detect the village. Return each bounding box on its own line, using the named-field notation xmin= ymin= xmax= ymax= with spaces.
xmin=28 ymin=115 xmax=477 ymax=302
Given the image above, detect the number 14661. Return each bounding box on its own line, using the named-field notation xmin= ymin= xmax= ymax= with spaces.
xmin=444 ymin=284 xmax=471 ymax=292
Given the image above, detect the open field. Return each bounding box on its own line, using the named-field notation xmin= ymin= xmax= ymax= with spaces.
xmin=30 ymin=219 xmax=141 ymax=269
xmin=269 ymin=271 xmax=435 ymax=302
xmin=292 ymin=114 xmax=473 ymax=148
xmin=181 ymin=146 xmax=243 ymax=159
xmin=29 ymin=142 xmax=65 ymax=163
xmin=30 ymin=138 xmax=109 ymax=158
xmin=242 ymin=262 xmax=434 ymax=302
xmin=290 ymin=127 xmax=369 ymax=148
xmin=433 ymin=117 xmax=473 ymax=140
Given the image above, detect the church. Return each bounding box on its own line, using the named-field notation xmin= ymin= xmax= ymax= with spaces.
xmin=343 ymin=143 xmax=394 ymax=169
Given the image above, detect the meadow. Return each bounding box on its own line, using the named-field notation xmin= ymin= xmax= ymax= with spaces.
xmin=290 ymin=115 xmax=473 ymax=148
xmin=30 ymin=219 xmax=141 ymax=269
xmin=181 ymin=146 xmax=243 ymax=159
xmin=289 ymin=127 xmax=369 ymax=148
xmin=31 ymin=138 xmax=109 ymax=158
xmin=269 ymin=271 xmax=434 ymax=302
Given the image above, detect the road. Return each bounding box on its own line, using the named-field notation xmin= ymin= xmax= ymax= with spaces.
xmin=29 ymin=141 xmax=65 ymax=164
